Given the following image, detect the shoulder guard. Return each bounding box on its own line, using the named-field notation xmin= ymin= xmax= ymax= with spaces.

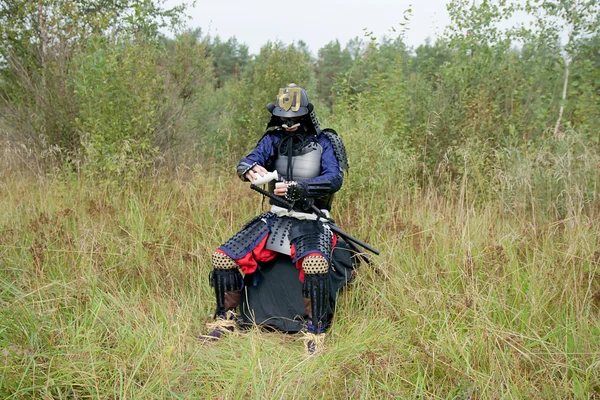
xmin=322 ymin=128 xmax=349 ymax=172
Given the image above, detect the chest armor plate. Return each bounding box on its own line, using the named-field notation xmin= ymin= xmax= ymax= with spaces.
xmin=274 ymin=141 xmax=322 ymax=181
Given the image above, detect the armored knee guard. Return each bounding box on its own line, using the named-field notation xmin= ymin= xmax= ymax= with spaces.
xmin=211 ymin=252 xmax=243 ymax=317
xmin=302 ymin=256 xmax=330 ymax=333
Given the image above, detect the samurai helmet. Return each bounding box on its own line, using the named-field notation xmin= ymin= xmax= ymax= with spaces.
xmin=267 ymin=83 xmax=313 ymax=118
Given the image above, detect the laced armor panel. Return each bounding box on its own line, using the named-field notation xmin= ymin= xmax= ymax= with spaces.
xmin=265 ymin=217 xmax=294 ymax=255
xmin=219 ymin=212 xmax=275 ymax=259
xmin=290 ymin=221 xmax=333 ymax=261
xmin=322 ymin=129 xmax=349 ymax=172
xmin=309 ymin=111 xmax=321 ymax=133
xmin=210 ymin=267 xmax=243 ymax=316
xmin=302 ymin=272 xmax=329 ymax=332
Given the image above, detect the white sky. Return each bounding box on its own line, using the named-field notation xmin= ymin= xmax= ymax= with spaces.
xmin=166 ymin=0 xmax=452 ymax=55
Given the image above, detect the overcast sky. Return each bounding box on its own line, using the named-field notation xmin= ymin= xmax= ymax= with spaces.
xmin=166 ymin=0 xmax=452 ymax=55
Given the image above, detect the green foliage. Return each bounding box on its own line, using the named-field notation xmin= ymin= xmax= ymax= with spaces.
xmin=324 ymin=0 xmax=599 ymax=191
xmin=0 ymin=0 xmax=189 ymax=169
xmin=315 ymin=40 xmax=353 ymax=107
xmin=410 ymin=38 xmax=453 ymax=79
xmin=73 ymin=38 xmax=163 ymax=178
xmin=71 ymin=28 xmax=215 ymax=176
xmin=0 ymin=0 xmax=598 ymax=191
xmin=207 ymin=35 xmax=251 ymax=88
xmin=162 ymin=29 xmax=214 ymax=103
xmin=569 ymin=35 xmax=600 ymax=138
xmin=158 ymin=29 xmax=215 ymax=162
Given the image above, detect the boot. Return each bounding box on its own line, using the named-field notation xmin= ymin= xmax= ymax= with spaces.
xmin=200 ymin=309 xmax=239 ymax=341
xmin=200 ymin=268 xmax=242 ymax=342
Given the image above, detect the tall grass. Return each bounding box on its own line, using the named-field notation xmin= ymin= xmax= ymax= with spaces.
xmin=1 ymin=124 xmax=599 ymax=398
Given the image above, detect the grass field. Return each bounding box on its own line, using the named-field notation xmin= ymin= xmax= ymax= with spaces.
xmin=1 ymin=0 xmax=598 ymax=396
xmin=1 ymin=164 xmax=599 ymax=399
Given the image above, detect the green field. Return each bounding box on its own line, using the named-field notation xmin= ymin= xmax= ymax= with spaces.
xmin=1 ymin=157 xmax=599 ymax=398
xmin=1 ymin=0 xmax=599 ymax=397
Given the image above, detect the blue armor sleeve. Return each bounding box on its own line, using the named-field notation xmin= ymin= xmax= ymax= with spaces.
xmin=236 ymin=132 xmax=281 ymax=180
xmin=294 ymin=134 xmax=344 ymax=198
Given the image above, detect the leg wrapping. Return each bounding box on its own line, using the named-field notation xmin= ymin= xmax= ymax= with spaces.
xmin=302 ymin=272 xmax=329 ymax=333
xmin=210 ymin=268 xmax=243 ymax=317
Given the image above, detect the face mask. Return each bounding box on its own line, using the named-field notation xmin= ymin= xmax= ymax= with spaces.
xmin=281 ymin=118 xmax=301 ymax=129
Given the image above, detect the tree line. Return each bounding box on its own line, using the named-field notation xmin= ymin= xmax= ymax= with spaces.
xmin=1 ymin=0 xmax=598 ymax=184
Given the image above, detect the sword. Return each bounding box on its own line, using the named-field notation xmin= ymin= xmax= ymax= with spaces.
xmin=250 ymin=184 xmax=380 ymax=257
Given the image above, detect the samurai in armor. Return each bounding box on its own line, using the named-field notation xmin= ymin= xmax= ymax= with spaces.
xmin=202 ymin=84 xmax=349 ymax=355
